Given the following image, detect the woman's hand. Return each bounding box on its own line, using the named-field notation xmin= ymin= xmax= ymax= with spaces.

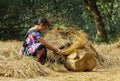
xmin=56 ymin=49 xmax=64 ymax=55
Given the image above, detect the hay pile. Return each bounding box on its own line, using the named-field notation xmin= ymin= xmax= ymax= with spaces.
xmin=44 ymin=27 xmax=96 ymax=71
xmin=45 ymin=27 xmax=88 ymax=50
xmin=0 ymin=54 xmax=52 ymax=78
xmin=44 ymin=27 xmax=120 ymax=72
xmin=93 ymin=40 xmax=120 ymax=71
xmin=1 ymin=27 xmax=120 ymax=78
xmin=0 ymin=41 xmax=53 ymax=78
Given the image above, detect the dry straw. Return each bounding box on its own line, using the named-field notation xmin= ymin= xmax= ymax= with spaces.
xmin=0 ymin=41 xmax=53 ymax=78
xmin=45 ymin=27 xmax=88 ymax=54
xmin=0 ymin=53 xmax=53 ymax=78
xmin=44 ymin=27 xmax=96 ymax=71
xmin=0 ymin=27 xmax=120 ymax=78
xmin=93 ymin=40 xmax=120 ymax=71
xmin=44 ymin=27 xmax=120 ymax=72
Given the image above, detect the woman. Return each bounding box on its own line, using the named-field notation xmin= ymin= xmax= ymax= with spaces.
xmin=19 ymin=17 xmax=62 ymax=64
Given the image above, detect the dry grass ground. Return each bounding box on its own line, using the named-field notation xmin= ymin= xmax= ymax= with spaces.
xmin=0 ymin=71 xmax=120 ymax=81
xmin=0 ymin=40 xmax=120 ymax=81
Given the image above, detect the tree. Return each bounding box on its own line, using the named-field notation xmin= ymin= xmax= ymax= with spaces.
xmin=83 ymin=0 xmax=108 ymax=42
xmin=0 ymin=0 xmax=120 ymax=41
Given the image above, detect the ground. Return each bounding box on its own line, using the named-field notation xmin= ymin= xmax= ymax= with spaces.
xmin=1 ymin=71 xmax=120 ymax=81
xmin=0 ymin=40 xmax=120 ymax=81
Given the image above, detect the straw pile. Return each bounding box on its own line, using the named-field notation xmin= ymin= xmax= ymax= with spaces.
xmin=0 ymin=54 xmax=53 ymax=78
xmin=44 ymin=27 xmax=120 ymax=72
xmin=93 ymin=40 xmax=120 ymax=71
xmin=44 ymin=27 xmax=97 ymax=71
xmin=1 ymin=27 xmax=119 ymax=78
xmin=0 ymin=41 xmax=53 ymax=78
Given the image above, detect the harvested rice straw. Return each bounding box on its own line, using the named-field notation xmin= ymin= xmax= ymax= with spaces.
xmin=62 ymin=30 xmax=88 ymax=55
xmin=0 ymin=54 xmax=54 ymax=78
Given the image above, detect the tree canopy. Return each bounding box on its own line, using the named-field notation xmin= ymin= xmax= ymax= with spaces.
xmin=0 ymin=0 xmax=120 ymax=43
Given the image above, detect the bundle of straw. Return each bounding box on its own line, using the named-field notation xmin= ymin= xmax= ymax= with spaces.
xmin=44 ymin=27 xmax=95 ymax=71
xmin=0 ymin=50 xmax=53 ymax=78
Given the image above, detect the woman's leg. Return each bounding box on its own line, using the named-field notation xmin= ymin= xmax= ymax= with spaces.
xmin=35 ymin=44 xmax=47 ymax=64
xmin=36 ymin=49 xmax=44 ymax=62
xmin=29 ymin=43 xmax=47 ymax=64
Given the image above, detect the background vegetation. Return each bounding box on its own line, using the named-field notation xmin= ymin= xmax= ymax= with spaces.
xmin=0 ymin=0 xmax=120 ymax=43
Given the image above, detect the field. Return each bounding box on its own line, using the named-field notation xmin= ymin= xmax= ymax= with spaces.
xmin=0 ymin=40 xmax=120 ymax=81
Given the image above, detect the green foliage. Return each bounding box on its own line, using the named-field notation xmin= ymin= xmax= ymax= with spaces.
xmin=0 ymin=0 xmax=120 ymax=42
xmin=96 ymin=0 xmax=120 ymax=42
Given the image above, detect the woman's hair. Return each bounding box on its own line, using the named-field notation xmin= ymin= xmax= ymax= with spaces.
xmin=33 ymin=17 xmax=50 ymax=28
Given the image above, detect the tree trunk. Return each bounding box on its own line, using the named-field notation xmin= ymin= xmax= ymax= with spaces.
xmin=83 ymin=0 xmax=108 ymax=42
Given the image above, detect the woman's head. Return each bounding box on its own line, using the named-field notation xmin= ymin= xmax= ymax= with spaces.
xmin=34 ymin=17 xmax=51 ymax=31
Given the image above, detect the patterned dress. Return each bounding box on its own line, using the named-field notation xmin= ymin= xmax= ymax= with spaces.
xmin=19 ymin=27 xmax=47 ymax=60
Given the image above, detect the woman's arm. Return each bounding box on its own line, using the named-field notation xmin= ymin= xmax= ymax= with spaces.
xmin=37 ymin=37 xmax=62 ymax=55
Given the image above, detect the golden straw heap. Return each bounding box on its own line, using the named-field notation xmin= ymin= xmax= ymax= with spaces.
xmin=44 ymin=27 xmax=97 ymax=72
